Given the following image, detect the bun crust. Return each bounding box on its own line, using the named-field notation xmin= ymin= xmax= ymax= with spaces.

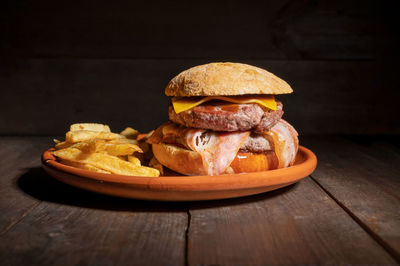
xmin=152 ymin=143 xmax=278 ymax=176
xmin=152 ymin=143 xmax=206 ymax=176
xmin=165 ymin=62 xmax=293 ymax=96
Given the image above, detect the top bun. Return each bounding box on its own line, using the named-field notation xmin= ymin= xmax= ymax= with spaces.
xmin=165 ymin=62 xmax=293 ymax=96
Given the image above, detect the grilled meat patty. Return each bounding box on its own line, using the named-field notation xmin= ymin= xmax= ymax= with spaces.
xmin=168 ymin=100 xmax=283 ymax=132
xmin=239 ymin=133 xmax=272 ymax=153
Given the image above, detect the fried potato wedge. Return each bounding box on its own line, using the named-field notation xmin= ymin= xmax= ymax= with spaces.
xmin=66 ymin=130 xmax=124 ymax=143
xmin=103 ymin=143 xmax=142 ymax=156
xmin=55 ymin=141 xmax=90 ymax=150
xmin=56 ymin=139 xmax=141 ymax=156
xmin=53 ymin=148 xmax=160 ymax=177
xmin=54 ymin=123 xmax=161 ymax=176
xmin=108 ymin=138 xmax=139 ymax=145
xmin=83 ymin=138 xmax=107 ymax=153
xmin=55 ymin=139 xmax=101 ymax=151
xmin=70 ymin=123 xmax=111 ymax=132
xmin=127 ymin=155 xmax=141 ymax=166
xmin=149 ymin=156 xmax=164 ymax=176
xmin=55 ymin=141 xmax=72 ymax=150
xmin=120 ymin=127 xmax=140 ymax=139
xmin=132 ymin=152 xmax=144 ymax=164
xmin=59 ymin=159 xmax=111 ymax=174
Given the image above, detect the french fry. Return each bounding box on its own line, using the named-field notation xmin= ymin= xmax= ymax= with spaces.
xmin=117 ymin=156 xmax=128 ymax=161
xmin=59 ymin=159 xmax=111 ymax=174
xmin=55 ymin=140 xmax=93 ymax=151
xmin=108 ymin=138 xmax=139 ymax=145
xmin=103 ymin=143 xmax=142 ymax=156
xmin=120 ymin=127 xmax=139 ymax=139
xmin=56 ymin=139 xmax=141 ymax=155
xmin=133 ymin=152 xmax=144 ymax=164
xmin=127 ymin=155 xmax=141 ymax=166
xmin=84 ymin=138 xmax=107 ymax=153
xmin=52 ymin=148 xmax=160 ymax=177
xmin=145 ymin=130 xmax=154 ymax=139
xmin=70 ymin=123 xmax=111 ymax=132
xmin=149 ymin=157 xmax=164 ymax=176
xmin=54 ymin=123 xmax=161 ymax=176
xmin=53 ymin=139 xmax=61 ymax=144
xmin=55 ymin=141 xmax=73 ymax=150
xmin=65 ymin=130 xmax=124 ymax=143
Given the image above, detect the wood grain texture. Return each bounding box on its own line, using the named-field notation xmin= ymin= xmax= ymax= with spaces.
xmin=2 ymin=0 xmax=395 ymax=60
xmin=0 ymin=137 xmax=187 ymax=265
xmin=0 ymin=202 xmax=187 ymax=266
xmin=0 ymin=137 xmax=51 ymax=234
xmin=1 ymin=0 xmax=399 ymax=135
xmin=187 ymin=178 xmax=397 ymax=265
xmin=302 ymin=135 xmax=400 ymax=261
xmin=0 ymin=59 xmax=398 ymax=135
xmin=1 ymin=136 xmax=400 ymax=265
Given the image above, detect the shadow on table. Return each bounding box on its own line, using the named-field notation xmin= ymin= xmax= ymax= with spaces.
xmin=17 ymin=167 xmax=298 ymax=212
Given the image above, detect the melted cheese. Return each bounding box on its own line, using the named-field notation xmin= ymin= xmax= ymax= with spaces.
xmin=172 ymin=95 xmax=277 ymax=114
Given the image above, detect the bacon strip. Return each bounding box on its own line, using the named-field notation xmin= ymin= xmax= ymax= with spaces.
xmin=147 ymin=119 xmax=299 ymax=173
xmin=148 ymin=123 xmax=250 ymax=175
xmin=267 ymin=119 xmax=298 ymax=167
xmin=187 ymin=130 xmax=250 ymax=175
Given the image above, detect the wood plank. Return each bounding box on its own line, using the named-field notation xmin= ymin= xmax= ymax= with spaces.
xmin=302 ymin=135 xmax=400 ymax=260
xmin=0 ymin=137 xmax=52 ymax=234
xmin=0 ymin=201 xmax=187 ymax=266
xmin=344 ymin=135 xmax=400 ymax=165
xmin=1 ymin=59 xmax=398 ymax=135
xmin=2 ymin=0 xmax=392 ymax=60
xmin=0 ymin=137 xmax=188 ymax=265
xmin=187 ymin=178 xmax=396 ymax=264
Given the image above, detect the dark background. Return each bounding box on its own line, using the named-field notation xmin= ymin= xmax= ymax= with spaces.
xmin=1 ymin=0 xmax=399 ymax=135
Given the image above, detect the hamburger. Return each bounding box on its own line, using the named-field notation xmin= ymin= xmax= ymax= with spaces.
xmin=147 ymin=62 xmax=299 ymax=176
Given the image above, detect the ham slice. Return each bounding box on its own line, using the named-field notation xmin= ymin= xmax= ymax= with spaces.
xmin=147 ymin=119 xmax=298 ymax=174
xmin=267 ymin=119 xmax=298 ymax=168
xmin=185 ymin=130 xmax=250 ymax=175
xmin=148 ymin=123 xmax=250 ymax=175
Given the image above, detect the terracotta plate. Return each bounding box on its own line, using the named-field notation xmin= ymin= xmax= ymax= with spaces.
xmin=41 ymin=146 xmax=317 ymax=201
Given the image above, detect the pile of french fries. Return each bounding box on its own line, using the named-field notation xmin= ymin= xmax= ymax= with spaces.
xmin=52 ymin=123 xmax=162 ymax=177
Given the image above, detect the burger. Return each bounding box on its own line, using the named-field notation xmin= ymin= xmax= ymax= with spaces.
xmin=147 ymin=62 xmax=299 ymax=176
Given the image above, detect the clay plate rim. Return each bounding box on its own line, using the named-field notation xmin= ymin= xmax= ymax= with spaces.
xmin=41 ymin=146 xmax=317 ymax=192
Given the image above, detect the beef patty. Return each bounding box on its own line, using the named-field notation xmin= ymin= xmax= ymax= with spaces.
xmin=240 ymin=133 xmax=272 ymax=153
xmin=168 ymin=100 xmax=283 ymax=132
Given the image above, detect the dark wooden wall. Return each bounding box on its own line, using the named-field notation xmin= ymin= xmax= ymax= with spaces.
xmin=1 ymin=0 xmax=399 ymax=135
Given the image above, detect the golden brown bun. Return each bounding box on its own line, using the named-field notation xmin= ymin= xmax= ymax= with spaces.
xmin=165 ymin=62 xmax=293 ymax=96
xmin=152 ymin=143 xmax=279 ymax=175
xmin=152 ymin=143 xmax=206 ymax=175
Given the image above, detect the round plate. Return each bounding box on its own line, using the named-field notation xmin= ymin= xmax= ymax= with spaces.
xmin=41 ymin=146 xmax=317 ymax=201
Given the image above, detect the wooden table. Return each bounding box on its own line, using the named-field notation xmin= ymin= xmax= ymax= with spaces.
xmin=0 ymin=136 xmax=399 ymax=265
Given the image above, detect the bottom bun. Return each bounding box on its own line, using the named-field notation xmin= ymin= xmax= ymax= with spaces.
xmin=152 ymin=143 xmax=279 ymax=176
xmin=152 ymin=143 xmax=206 ymax=176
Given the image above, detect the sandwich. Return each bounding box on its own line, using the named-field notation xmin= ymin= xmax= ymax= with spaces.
xmin=147 ymin=62 xmax=299 ymax=176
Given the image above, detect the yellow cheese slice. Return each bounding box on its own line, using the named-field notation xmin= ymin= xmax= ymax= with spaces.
xmin=172 ymin=95 xmax=277 ymax=114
